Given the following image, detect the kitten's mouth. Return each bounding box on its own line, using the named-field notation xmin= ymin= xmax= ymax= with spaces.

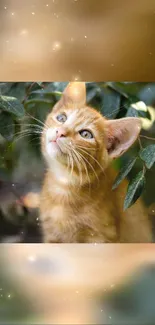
xmin=48 ymin=139 xmax=67 ymax=155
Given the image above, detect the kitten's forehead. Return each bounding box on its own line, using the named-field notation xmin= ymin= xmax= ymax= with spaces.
xmin=65 ymin=107 xmax=102 ymax=129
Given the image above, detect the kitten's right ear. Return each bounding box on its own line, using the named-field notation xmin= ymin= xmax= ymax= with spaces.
xmin=53 ymin=82 xmax=86 ymax=111
xmin=104 ymin=117 xmax=141 ymax=159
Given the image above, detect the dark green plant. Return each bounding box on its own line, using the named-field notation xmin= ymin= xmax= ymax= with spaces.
xmin=0 ymin=82 xmax=155 ymax=210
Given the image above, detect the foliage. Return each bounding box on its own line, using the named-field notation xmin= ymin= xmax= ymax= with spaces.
xmin=0 ymin=82 xmax=155 ymax=211
xmin=99 ymin=264 xmax=155 ymax=325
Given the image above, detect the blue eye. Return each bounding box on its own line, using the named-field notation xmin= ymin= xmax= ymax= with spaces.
xmin=79 ymin=129 xmax=93 ymax=139
xmin=56 ymin=113 xmax=67 ymax=123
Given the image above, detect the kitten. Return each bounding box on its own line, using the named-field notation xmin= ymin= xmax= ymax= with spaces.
xmin=40 ymin=82 xmax=152 ymax=243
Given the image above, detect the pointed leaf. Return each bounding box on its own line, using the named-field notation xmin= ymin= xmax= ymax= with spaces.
xmin=112 ymin=157 xmax=137 ymax=190
xmin=86 ymin=87 xmax=98 ymax=102
xmin=126 ymin=107 xmax=139 ymax=117
xmin=0 ymin=112 xmax=14 ymax=140
xmin=124 ymin=170 xmax=145 ymax=210
xmin=139 ymin=145 xmax=155 ymax=169
xmin=100 ymin=87 xmax=121 ymax=118
xmin=0 ymin=96 xmax=25 ymax=117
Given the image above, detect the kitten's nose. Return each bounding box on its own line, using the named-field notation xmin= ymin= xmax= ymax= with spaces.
xmin=56 ymin=127 xmax=66 ymax=139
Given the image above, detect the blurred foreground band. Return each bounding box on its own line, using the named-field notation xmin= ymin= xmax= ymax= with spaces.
xmin=1 ymin=244 xmax=155 ymax=324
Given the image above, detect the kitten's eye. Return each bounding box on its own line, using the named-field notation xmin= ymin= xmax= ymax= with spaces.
xmin=56 ymin=113 xmax=67 ymax=123
xmin=79 ymin=129 xmax=93 ymax=139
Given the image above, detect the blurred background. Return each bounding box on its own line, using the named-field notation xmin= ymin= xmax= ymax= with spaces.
xmin=0 ymin=0 xmax=155 ymax=80
xmin=1 ymin=244 xmax=155 ymax=324
xmin=0 ymin=81 xmax=155 ymax=243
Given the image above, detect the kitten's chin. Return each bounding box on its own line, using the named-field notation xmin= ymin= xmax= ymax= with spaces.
xmin=45 ymin=141 xmax=67 ymax=164
xmin=46 ymin=141 xmax=61 ymax=157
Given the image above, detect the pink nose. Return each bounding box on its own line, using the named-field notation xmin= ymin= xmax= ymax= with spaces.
xmin=56 ymin=127 xmax=66 ymax=139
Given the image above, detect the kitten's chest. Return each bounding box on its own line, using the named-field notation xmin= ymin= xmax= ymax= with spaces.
xmin=41 ymin=203 xmax=79 ymax=242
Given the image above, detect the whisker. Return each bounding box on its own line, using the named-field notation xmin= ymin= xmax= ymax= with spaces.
xmin=71 ymin=149 xmax=83 ymax=187
xmin=20 ymin=123 xmax=44 ymax=131
xmin=75 ymin=145 xmax=96 ymax=151
xmin=140 ymin=135 xmax=155 ymax=141
xmin=62 ymin=143 xmax=74 ymax=180
xmin=14 ymin=129 xmax=43 ymax=138
xmin=76 ymin=146 xmax=104 ymax=172
xmin=13 ymin=134 xmax=41 ymax=144
xmin=77 ymin=150 xmax=99 ymax=183
xmin=73 ymin=149 xmax=91 ymax=188
xmin=103 ymin=103 xmax=127 ymax=119
xmin=20 ymin=113 xmax=50 ymax=129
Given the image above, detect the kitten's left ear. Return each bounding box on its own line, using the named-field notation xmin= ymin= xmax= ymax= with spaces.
xmin=53 ymin=82 xmax=86 ymax=111
xmin=104 ymin=117 xmax=142 ymax=158
xmin=63 ymin=82 xmax=86 ymax=107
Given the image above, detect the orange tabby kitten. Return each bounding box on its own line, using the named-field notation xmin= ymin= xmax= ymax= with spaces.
xmin=40 ymin=82 xmax=152 ymax=243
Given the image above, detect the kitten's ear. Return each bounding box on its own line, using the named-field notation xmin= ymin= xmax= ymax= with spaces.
xmin=54 ymin=82 xmax=86 ymax=110
xmin=104 ymin=117 xmax=142 ymax=158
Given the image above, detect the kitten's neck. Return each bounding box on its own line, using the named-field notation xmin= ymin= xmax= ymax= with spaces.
xmin=48 ymin=160 xmax=101 ymax=188
xmin=49 ymin=161 xmax=79 ymax=186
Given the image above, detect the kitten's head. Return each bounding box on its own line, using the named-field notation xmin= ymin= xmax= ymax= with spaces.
xmin=41 ymin=82 xmax=141 ymax=180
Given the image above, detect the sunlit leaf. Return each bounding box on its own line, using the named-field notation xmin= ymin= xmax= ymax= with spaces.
xmin=0 ymin=96 xmax=25 ymax=117
xmin=112 ymin=157 xmax=137 ymax=190
xmin=124 ymin=170 xmax=145 ymax=210
xmin=139 ymin=145 xmax=155 ymax=169
xmin=36 ymin=82 xmax=43 ymax=86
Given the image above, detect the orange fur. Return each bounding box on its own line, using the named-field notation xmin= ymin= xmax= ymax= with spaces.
xmin=40 ymin=82 xmax=152 ymax=243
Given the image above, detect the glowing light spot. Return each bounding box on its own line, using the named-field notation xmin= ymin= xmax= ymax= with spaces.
xmin=32 ymin=12 xmax=35 ymax=15
xmin=28 ymin=255 xmax=36 ymax=262
xmin=52 ymin=41 xmax=61 ymax=51
xmin=73 ymin=75 xmax=81 ymax=81
xmin=110 ymin=284 xmax=115 ymax=288
xmin=54 ymin=12 xmax=59 ymax=18
xmin=20 ymin=29 xmax=28 ymax=36
xmin=11 ymin=12 xmax=15 ymax=16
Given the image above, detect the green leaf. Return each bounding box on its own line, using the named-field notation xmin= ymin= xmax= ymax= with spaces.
xmin=106 ymin=82 xmax=147 ymax=100
xmin=126 ymin=107 xmax=139 ymax=117
xmin=139 ymin=145 xmax=155 ymax=169
xmin=139 ymin=83 xmax=155 ymax=105
xmin=137 ymin=109 xmax=151 ymax=119
xmin=86 ymin=87 xmax=98 ymax=102
xmin=0 ymin=96 xmax=25 ymax=117
xmin=112 ymin=157 xmax=137 ymax=190
xmin=124 ymin=170 xmax=145 ymax=210
xmin=0 ymin=112 xmax=15 ymax=140
xmin=100 ymin=87 xmax=121 ymax=118
xmin=36 ymin=82 xmax=43 ymax=86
